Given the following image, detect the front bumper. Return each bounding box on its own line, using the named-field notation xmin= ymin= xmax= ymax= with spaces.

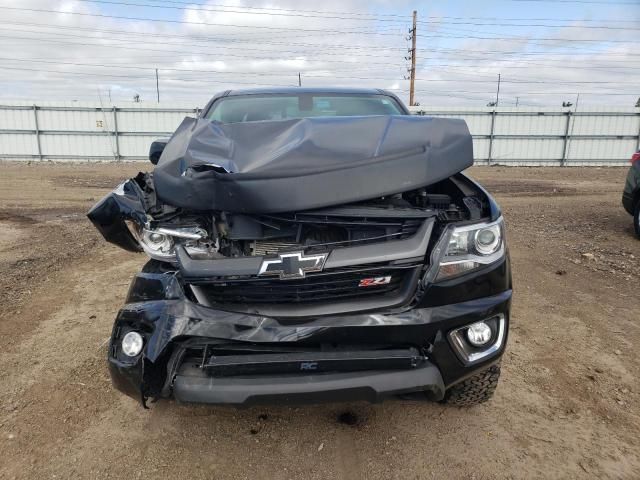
xmin=108 ymin=257 xmax=511 ymax=407
xmin=173 ymin=362 xmax=445 ymax=406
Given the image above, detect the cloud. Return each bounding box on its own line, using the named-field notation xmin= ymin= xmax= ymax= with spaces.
xmin=0 ymin=0 xmax=637 ymax=106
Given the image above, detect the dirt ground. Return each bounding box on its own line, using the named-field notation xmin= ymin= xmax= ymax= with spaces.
xmin=0 ymin=162 xmax=638 ymax=480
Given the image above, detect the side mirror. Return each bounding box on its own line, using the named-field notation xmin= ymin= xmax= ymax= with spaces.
xmin=149 ymin=139 xmax=168 ymax=165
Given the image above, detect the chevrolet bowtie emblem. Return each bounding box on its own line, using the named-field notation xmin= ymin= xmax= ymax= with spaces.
xmin=258 ymin=251 xmax=328 ymax=279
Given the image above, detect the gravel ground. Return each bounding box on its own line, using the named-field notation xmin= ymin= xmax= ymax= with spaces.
xmin=0 ymin=162 xmax=638 ymax=480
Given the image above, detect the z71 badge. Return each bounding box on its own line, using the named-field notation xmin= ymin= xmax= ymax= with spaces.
xmin=358 ymin=276 xmax=392 ymax=287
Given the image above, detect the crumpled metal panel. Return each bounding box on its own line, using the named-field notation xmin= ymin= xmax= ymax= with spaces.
xmin=152 ymin=115 xmax=474 ymax=213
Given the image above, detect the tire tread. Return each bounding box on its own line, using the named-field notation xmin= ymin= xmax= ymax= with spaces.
xmin=444 ymin=362 xmax=501 ymax=406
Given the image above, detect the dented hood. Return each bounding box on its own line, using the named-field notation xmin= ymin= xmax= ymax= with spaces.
xmin=153 ymin=115 xmax=473 ymax=213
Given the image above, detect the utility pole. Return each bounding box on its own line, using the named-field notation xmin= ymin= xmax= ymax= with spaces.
xmin=155 ymin=68 xmax=160 ymax=103
xmin=409 ymin=10 xmax=417 ymax=107
xmin=298 ymin=72 xmax=302 ymax=87
xmin=495 ymin=73 xmax=501 ymax=107
xmin=515 ymin=96 xmax=519 ymax=107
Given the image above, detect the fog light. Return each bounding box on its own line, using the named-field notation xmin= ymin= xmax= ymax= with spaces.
xmin=448 ymin=315 xmax=505 ymax=365
xmin=466 ymin=321 xmax=492 ymax=347
xmin=121 ymin=331 xmax=144 ymax=357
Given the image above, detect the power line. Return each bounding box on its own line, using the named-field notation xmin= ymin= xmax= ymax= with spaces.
xmin=0 ymin=21 xmax=409 ymax=54
xmin=1 ymin=64 xmax=632 ymax=97
xmin=427 ymin=23 xmax=638 ymax=54
xmin=419 ymin=45 xmax=640 ymax=58
xmin=6 ymin=21 xmax=638 ymax=59
xmin=416 ymin=61 xmax=640 ymax=72
xmin=401 ymin=88 xmax=638 ymax=96
xmin=0 ymin=65 xmax=298 ymax=87
xmin=419 ymin=23 xmax=639 ymax=52
xmin=2 ymin=34 xmax=637 ymax=76
xmin=1 ymin=5 xmax=637 ymax=44
xmin=0 ymin=34 xmax=408 ymax=68
xmin=1 ymin=60 xmax=637 ymax=96
xmin=88 ymin=0 xmax=413 ymax=19
xmin=0 ymin=6 xmax=409 ymax=36
xmin=0 ymin=27 xmax=406 ymax=61
xmin=0 ymin=56 xmax=407 ymax=81
xmin=416 ymin=19 xmax=639 ymax=30
xmin=0 ymin=25 xmax=638 ymax=69
xmin=4 ymin=55 xmax=639 ymax=85
xmin=416 ymin=32 xmax=636 ymax=43
xmin=69 ymin=0 xmax=412 ymax=23
xmin=511 ymin=0 xmax=638 ymax=4
xmin=416 ymin=15 xmax=639 ymax=24
xmin=62 ymin=0 xmax=640 ymax=30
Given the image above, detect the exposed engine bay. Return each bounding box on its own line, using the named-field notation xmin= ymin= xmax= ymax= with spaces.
xmin=98 ymin=171 xmax=487 ymax=265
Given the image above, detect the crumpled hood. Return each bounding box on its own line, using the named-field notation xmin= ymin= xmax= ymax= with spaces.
xmin=153 ymin=115 xmax=473 ymax=213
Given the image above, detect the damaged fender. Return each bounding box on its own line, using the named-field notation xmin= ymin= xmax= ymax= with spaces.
xmin=87 ymin=173 xmax=150 ymax=252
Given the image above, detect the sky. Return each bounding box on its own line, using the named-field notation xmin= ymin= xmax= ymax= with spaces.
xmin=0 ymin=0 xmax=638 ymax=107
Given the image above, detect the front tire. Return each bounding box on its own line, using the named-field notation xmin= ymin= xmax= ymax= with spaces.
xmin=443 ymin=362 xmax=501 ymax=406
xmin=634 ymin=199 xmax=640 ymax=238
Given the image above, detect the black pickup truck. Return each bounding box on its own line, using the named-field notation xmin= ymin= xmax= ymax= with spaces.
xmin=622 ymin=150 xmax=640 ymax=237
xmin=88 ymin=88 xmax=512 ymax=408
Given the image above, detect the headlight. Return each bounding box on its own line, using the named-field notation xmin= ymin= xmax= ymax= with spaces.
xmin=125 ymin=221 xmax=208 ymax=262
xmin=435 ymin=217 xmax=505 ymax=281
xmin=141 ymin=229 xmax=174 ymax=258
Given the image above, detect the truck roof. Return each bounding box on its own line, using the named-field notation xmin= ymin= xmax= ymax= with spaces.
xmin=225 ymin=87 xmax=390 ymax=96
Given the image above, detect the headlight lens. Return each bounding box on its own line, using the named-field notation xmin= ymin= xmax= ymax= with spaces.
xmin=141 ymin=229 xmax=174 ymax=257
xmin=475 ymin=225 xmax=500 ymax=254
xmin=435 ymin=217 xmax=505 ymax=281
xmin=125 ymin=221 xmax=209 ymax=262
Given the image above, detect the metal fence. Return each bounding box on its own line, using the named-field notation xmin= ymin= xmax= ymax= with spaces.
xmin=0 ymin=102 xmax=199 ymax=162
xmin=410 ymin=106 xmax=640 ymax=166
xmin=0 ymin=101 xmax=638 ymax=165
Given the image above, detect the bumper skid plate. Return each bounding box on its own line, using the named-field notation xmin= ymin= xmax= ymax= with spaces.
xmin=173 ymin=361 xmax=445 ymax=406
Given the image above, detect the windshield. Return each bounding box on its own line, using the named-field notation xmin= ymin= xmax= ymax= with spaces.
xmin=205 ymin=93 xmax=404 ymax=123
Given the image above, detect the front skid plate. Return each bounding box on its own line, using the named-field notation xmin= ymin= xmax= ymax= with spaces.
xmin=173 ymin=361 xmax=445 ymax=406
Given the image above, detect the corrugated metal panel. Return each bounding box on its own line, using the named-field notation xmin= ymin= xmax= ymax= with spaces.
xmin=571 ymin=113 xmax=639 ymax=136
xmin=0 ymin=107 xmax=33 ymax=130
xmin=116 ymin=109 xmax=196 ymax=134
xmin=412 ymin=106 xmax=639 ymax=165
xmin=495 ymin=113 xmax=566 ymax=136
xmin=492 ymin=138 xmax=564 ymax=161
xmin=39 ymin=133 xmax=115 ymax=157
xmin=567 ymin=139 xmax=638 ymax=161
xmin=118 ymin=135 xmax=160 ymax=157
xmin=0 ymin=133 xmax=38 ymax=155
xmin=37 ymin=108 xmax=108 ymax=132
xmin=472 ymin=138 xmax=490 ymax=160
xmin=0 ymin=102 xmax=638 ymax=164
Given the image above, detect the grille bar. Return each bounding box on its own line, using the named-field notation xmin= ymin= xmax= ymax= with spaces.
xmin=191 ymin=266 xmax=417 ymax=305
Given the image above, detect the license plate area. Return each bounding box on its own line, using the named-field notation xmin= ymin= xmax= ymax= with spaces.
xmin=202 ymin=348 xmax=424 ymax=377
